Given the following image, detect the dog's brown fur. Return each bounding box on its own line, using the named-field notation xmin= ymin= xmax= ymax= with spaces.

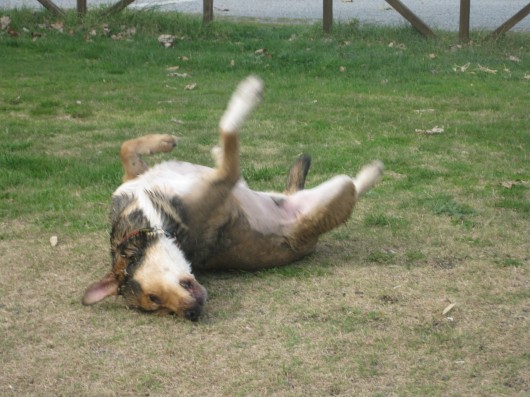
xmin=82 ymin=76 xmax=383 ymax=321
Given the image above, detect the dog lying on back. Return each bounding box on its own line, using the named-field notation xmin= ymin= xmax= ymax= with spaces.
xmin=82 ymin=76 xmax=383 ymax=321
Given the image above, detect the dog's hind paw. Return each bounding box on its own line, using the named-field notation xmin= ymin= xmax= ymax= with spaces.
xmin=353 ymin=160 xmax=384 ymax=197
xmin=219 ymin=75 xmax=264 ymax=134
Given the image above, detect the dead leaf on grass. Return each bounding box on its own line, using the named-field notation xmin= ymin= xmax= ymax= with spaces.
xmin=32 ymin=31 xmax=44 ymax=41
xmin=1 ymin=15 xmax=11 ymax=30
xmin=158 ymin=34 xmax=176 ymax=48
xmin=388 ymin=41 xmax=406 ymax=50
xmin=179 ymin=56 xmax=189 ymax=61
xmin=380 ymin=295 xmax=398 ymax=304
xmin=111 ymin=26 xmax=136 ymax=41
xmin=442 ymin=302 xmax=456 ymax=315
xmin=184 ymin=83 xmax=197 ymax=91
xmin=427 ymin=53 xmax=437 ymax=59
xmin=524 ymin=74 xmax=530 ymax=80
xmin=168 ymin=72 xmax=190 ymax=78
xmin=415 ymin=126 xmax=444 ymax=135
xmin=255 ymin=48 xmax=272 ymax=58
xmin=453 ymin=62 xmax=470 ymax=72
xmin=508 ymin=55 xmax=521 ymax=63
xmin=51 ymin=21 xmax=64 ymax=33
xmin=476 ymin=64 xmax=497 ymax=74
xmin=414 ymin=109 xmax=435 ymax=114
xmin=166 ymin=65 xmax=180 ymax=72
xmin=339 ymin=66 xmax=347 ymax=72
xmin=501 ymin=180 xmax=528 ymax=189
xmin=101 ymin=24 xmax=111 ymax=36
xmin=50 ymin=235 xmax=58 ymax=247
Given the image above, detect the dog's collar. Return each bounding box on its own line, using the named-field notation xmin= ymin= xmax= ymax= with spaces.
xmin=120 ymin=226 xmax=175 ymax=246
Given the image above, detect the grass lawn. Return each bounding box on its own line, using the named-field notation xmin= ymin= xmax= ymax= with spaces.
xmin=0 ymin=9 xmax=529 ymax=397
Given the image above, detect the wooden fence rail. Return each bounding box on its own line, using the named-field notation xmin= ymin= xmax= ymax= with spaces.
xmin=33 ymin=0 xmax=530 ymax=40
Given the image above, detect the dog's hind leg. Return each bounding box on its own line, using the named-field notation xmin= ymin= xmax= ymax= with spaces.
xmin=120 ymin=134 xmax=179 ymax=181
xmin=286 ymin=160 xmax=383 ymax=249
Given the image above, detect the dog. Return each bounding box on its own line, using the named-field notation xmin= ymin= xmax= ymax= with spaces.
xmin=82 ymin=76 xmax=383 ymax=321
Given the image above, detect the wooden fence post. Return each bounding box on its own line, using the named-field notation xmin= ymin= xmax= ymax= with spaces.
xmin=459 ymin=0 xmax=470 ymax=41
xmin=36 ymin=0 xmax=65 ymax=16
xmin=488 ymin=3 xmax=530 ymax=38
xmin=204 ymin=0 xmax=214 ymax=24
xmin=105 ymin=0 xmax=136 ymax=15
xmin=77 ymin=0 xmax=87 ymax=15
xmin=384 ymin=0 xmax=435 ymax=38
xmin=323 ymin=0 xmax=333 ymax=33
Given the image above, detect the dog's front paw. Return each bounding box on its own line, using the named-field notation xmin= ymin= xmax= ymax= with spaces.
xmin=149 ymin=134 xmax=179 ymax=154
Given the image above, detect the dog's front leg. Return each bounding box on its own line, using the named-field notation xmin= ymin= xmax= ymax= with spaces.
xmin=185 ymin=76 xmax=263 ymax=219
xmin=119 ymin=134 xmax=179 ymax=181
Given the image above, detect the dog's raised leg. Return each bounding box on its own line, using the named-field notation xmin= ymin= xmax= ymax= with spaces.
xmin=120 ymin=134 xmax=179 ymax=181
xmin=216 ymin=75 xmax=263 ymax=182
xmin=287 ymin=161 xmax=383 ymax=249
xmin=184 ymin=76 xmax=263 ymax=219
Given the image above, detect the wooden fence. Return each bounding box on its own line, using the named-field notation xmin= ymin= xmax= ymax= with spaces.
xmin=36 ymin=0 xmax=530 ymax=40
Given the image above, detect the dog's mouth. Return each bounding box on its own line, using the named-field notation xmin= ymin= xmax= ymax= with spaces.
xmin=183 ymin=306 xmax=202 ymax=322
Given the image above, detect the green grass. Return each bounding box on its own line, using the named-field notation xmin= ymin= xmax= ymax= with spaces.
xmin=1 ymin=9 xmax=529 ymax=397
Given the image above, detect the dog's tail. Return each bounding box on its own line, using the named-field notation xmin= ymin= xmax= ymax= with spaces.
xmin=285 ymin=154 xmax=312 ymax=194
xmin=219 ymin=75 xmax=264 ymax=134
xmin=352 ymin=160 xmax=384 ymax=197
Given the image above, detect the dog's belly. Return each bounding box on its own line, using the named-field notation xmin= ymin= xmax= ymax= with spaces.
xmin=113 ymin=161 xmax=313 ymax=270
xmin=203 ymin=188 xmax=319 ymax=270
xmin=232 ymin=189 xmax=296 ymax=235
xmin=116 ymin=161 xmax=298 ymax=235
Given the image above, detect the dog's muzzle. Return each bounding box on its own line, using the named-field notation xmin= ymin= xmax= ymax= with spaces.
xmin=180 ymin=277 xmax=208 ymax=321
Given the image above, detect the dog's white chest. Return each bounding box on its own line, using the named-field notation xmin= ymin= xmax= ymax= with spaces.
xmin=115 ymin=161 xmax=209 ymax=197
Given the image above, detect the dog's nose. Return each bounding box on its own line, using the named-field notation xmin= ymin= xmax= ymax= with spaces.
xmin=184 ymin=308 xmax=200 ymax=322
xmin=179 ymin=276 xmax=208 ymax=305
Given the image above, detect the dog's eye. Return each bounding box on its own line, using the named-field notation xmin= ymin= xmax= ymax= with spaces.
xmin=147 ymin=294 xmax=161 ymax=305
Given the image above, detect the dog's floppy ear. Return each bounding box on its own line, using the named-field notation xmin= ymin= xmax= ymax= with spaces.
xmin=82 ymin=272 xmax=119 ymax=306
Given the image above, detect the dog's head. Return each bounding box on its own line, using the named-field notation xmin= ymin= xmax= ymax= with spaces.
xmin=82 ymin=228 xmax=207 ymax=321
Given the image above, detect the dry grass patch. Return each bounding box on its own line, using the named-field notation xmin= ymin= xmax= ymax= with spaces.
xmin=1 ymin=215 xmax=528 ymax=396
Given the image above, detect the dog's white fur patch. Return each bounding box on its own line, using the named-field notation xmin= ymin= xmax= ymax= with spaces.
xmin=137 ymin=237 xmax=192 ymax=284
xmin=115 ymin=161 xmax=210 ymax=202
xmin=219 ymin=75 xmax=264 ymax=134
